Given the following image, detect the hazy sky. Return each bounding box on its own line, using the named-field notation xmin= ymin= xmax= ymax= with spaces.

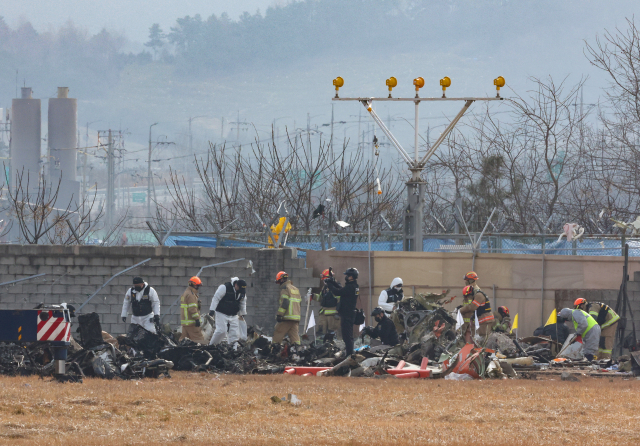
xmin=0 ymin=0 xmax=276 ymax=42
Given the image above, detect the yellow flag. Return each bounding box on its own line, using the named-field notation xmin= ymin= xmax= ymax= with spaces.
xmin=510 ymin=313 xmax=518 ymax=334
xmin=544 ymin=309 xmax=557 ymax=327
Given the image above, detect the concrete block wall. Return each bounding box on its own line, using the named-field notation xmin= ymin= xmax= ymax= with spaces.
xmin=0 ymin=245 xmax=318 ymax=335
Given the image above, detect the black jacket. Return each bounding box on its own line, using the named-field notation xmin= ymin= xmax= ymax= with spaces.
xmin=326 ymin=279 xmax=359 ymax=319
xmin=533 ymin=322 xmax=570 ymax=344
xmin=371 ymin=316 xmax=399 ymax=346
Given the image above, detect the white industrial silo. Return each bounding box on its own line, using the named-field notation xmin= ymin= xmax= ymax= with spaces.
xmin=10 ymin=87 xmax=41 ymax=188
xmin=48 ymin=87 xmax=79 ymax=206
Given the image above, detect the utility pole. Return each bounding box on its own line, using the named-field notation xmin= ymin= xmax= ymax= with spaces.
xmin=189 ymin=117 xmax=193 ymax=157
xmin=82 ymin=127 xmax=87 ymax=209
xmin=148 ymin=122 xmax=158 ymax=218
xmin=357 ymin=107 xmax=362 ymax=150
xmin=330 ymin=103 xmax=334 ymax=160
xmin=307 ymin=113 xmax=311 ymax=148
xmin=107 ymin=129 xmax=114 ymax=229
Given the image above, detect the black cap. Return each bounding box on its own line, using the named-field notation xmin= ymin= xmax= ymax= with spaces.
xmin=133 ymin=277 xmax=144 ymax=284
xmin=236 ymin=279 xmax=247 ymax=289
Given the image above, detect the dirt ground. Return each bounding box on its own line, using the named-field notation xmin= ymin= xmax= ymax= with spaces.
xmin=0 ymin=372 xmax=638 ymax=446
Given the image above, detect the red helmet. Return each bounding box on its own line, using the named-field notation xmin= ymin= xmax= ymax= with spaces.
xmin=464 ymin=271 xmax=479 ymax=281
xmin=321 ymin=269 xmax=331 ymax=280
xmin=462 ymin=285 xmax=474 ymax=297
xmin=189 ymin=276 xmax=202 ymax=286
xmin=498 ymin=306 xmax=509 ymax=316
xmin=275 ymin=271 xmax=288 ymax=283
xmin=574 ymin=298 xmax=587 ymax=308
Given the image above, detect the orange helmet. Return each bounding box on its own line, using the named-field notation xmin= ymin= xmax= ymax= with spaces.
xmin=321 ymin=269 xmax=331 ymax=280
xmin=189 ymin=276 xmax=202 ymax=286
xmin=574 ymin=297 xmax=587 ymax=308
xmin=275 ymin=271 xmax=288 ymax=283
xmin=464 ymin=271 xmax=479 ymax=281
xmin=462 ymin=285 xmax=474 ymax=297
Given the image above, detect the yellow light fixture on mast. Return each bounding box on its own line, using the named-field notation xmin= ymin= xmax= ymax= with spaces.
xmin=493 ymin=76 xmax=506 ymax=98
xmin=333 ymin=76 xmax=344 ymax=98
xmin=386 ymin=76 xmax=397 ymax=98
xmin=413 ymin=77 xmax=424 ymax=98
xmin=439 ymin=76 xmax=451 ymax=98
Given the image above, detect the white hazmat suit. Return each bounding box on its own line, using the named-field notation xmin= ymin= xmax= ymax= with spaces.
xmin=378 ymin=277 xmax=404 ymax=313
xmin=209 ymin=277 xmax=247 ymax=345
xmin=121 ymin=282 xmax=160 ymax=333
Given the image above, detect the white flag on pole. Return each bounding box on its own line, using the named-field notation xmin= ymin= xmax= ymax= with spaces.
xmin=307 ymin=311 xmax=316 ymax=332
xmin=455 ymin=310 xmax=464 ymax=330
xmin=474 ymin=310 xmax=480 ymax=330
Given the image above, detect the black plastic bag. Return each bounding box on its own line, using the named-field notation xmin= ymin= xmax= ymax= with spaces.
xmin=353 ymin=309 xmax=365 ymax=325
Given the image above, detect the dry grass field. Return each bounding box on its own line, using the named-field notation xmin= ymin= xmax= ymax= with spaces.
xmin=0 ymin=372 xmax=638 ymax=445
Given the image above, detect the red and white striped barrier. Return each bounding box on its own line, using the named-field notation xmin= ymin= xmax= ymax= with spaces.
xmin=37 ymin=310 xmax=71 ymax=342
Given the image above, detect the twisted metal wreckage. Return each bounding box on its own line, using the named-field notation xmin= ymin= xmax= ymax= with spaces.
xmin=1 ymin=292 xmax=639 ymax=382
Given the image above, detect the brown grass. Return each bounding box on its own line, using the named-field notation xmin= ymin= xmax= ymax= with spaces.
xmin=0 ymin=372 xmax=638 ymax=445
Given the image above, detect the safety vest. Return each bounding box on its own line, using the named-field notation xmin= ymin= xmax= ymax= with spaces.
xmin=130 ymin=285 xmax=152 ymax=316
xmin=588 ymin=302 xmax=620 ymax=329
xmin=385 ymin=287 xmax=403 ymax=304
xmin=216 ymin=282 xmax=243 ymax=316
xmin=572 ymin=309 xmax=598 ymax=336
xmin=277 ymin=281 xmax=301 ymax=321
xmin=462 ymin=297 xmax=473 ymax=324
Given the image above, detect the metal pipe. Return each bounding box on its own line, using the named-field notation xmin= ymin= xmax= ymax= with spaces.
xmin=0 ymin=273 xmax=46 ymax=287
xmin=414 ymin=100 xmax=419 ymax=162
xmin=368 ymin=220 xmax=372 ymax=325
xmin=77 ymin=258 xmax=151 ymax=311
xmin=419 ymin=100 xmax=473 ymax=165
xmin=541 ymin=236 xmax=546 ymax=326
xmin=162 ymin=258 xmax=248 ymax=322
xmin=363 ymin=101 xmax=413 ymax=164
xmin=334 ymin=97 xmax=503 ymax=102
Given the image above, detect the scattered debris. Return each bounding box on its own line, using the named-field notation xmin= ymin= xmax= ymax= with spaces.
xmin=561 ymin=371 xmax=581 ymax=382
xmin=1 ymin=294 xmax=636 ymax=382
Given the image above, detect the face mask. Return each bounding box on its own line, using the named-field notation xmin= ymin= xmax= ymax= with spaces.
xmin=395 ymin=286 xmax=402 ymax=290
xmin=134 ymin=285 xmax=144 ymax=291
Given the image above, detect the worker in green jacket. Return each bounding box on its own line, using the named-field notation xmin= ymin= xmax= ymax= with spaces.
xmin=574 ymin=298 xmax=620 ymax=360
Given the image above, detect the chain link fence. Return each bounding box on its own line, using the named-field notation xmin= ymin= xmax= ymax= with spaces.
xmin=154 ymin=231 xmax=640 ymax=258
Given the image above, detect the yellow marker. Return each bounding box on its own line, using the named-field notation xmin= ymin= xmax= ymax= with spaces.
xmin=439 ymin=76 xmax=451 ymax=98
xmin=385 ymin=77 xmax=397 ymax=98
xmin=333 ymin=76 xmax=344 ymax=98
xmin=413 ymin=77 xmax=424 ymax=98
xmin=494 ymin=76 xmax=506 ymax=98
xmin=18 ymin=326 xmax=22 ymax=332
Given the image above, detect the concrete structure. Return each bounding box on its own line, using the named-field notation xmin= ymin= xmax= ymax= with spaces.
xmin=10 ymin=87 xmax=41 ymax=188
xmin=307 ymin=250 xmax=640 ymax=337
xmin=0 ymin=246 xmax=317 ymax=335
xmin=48 ymin=87 xmax=79 ymax=206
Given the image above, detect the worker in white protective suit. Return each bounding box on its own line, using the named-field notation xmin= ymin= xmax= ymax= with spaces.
xmin=121 ymin=277 xmax=161 ymax=333
xmin=378 ymin=277 xmax=404 ymax=314
xmin=209 ymin=277 xmax=247 ymax=345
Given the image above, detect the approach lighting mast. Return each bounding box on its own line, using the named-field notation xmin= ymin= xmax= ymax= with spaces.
xmin=332 ymin=76 xmax=505 ymax=251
